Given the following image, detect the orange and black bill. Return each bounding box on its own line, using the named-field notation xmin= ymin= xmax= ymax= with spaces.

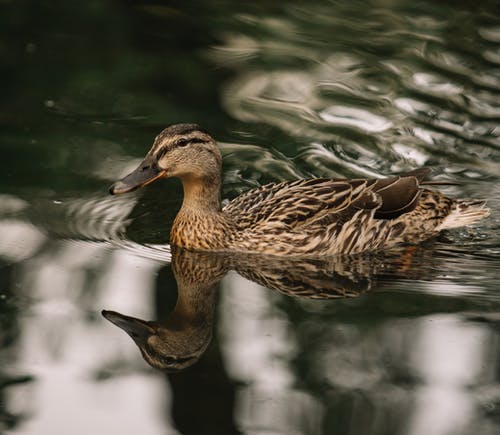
xmin=109 ymin=155 xmax=164 ymax=195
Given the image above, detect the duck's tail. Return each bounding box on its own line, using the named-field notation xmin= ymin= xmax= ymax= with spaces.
xmin=437 ymin=200 xmax=490 ymax=230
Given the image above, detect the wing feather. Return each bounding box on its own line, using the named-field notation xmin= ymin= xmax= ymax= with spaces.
xmin=224 ymin=179 xmax=353 ymax=229
xmin=223 ymin=173 xmax=427 ymax=231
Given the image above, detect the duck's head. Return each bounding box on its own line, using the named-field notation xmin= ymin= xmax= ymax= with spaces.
xmin=109 ymin=123 xmax=221 ymax=195
xmin=102 ymin=309 xmax=209 ymax=371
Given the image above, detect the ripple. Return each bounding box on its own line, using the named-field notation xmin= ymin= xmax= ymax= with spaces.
xmin=411 ymin=72 xmax=464 ymax=96
xmin=424 ymin=49 xmax=500 ymax=91
xmin=319 ymin=106 xmax=393 ymax=133
xmin=23 ymin=191 xmax=135 ymax=247
xmin=297 ymin=142 xmax=384 ymax=178
xmin=111 ymin=240 xmax=171 ymax=263
xmin=479 ymin=26 xmax=500 ymax=43
xmin=220 ymin=141 xmax=305 ymax=187
xmin=25 ymin=191 xmax=174 ymax=264
xmin=213 ymin=2 xmax=500 ymax=187
xmin=222 ymin=71 xmax=319 ymax=136
xmin=394 ymin=97 xmax=500 ymax=152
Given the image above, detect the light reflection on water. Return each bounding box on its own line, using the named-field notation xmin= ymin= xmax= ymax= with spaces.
xmin=1 ymin=0 xmax=500 ymax=434
xmin=216 ymin=4 xmax=500 ymax=181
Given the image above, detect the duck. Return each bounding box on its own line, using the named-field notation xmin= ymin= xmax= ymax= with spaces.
xmin=109 ymin=123 xmax=489 ymax=256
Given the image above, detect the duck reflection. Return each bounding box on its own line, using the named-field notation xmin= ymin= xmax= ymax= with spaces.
xmin=103 ymin=246 xmax=417 ymax=371
xmin=102 ymin=249 xmax=225 ymax=371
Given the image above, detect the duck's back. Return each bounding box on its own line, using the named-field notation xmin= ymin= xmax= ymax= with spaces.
xmin=222 ymin=171 xmax=488 ymax=255
xmin=224 ymin=172 xmax=425 ymax=229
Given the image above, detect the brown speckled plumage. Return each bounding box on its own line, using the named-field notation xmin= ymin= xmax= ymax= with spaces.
xmin=110 ymin=124 xmax=490 ymax=256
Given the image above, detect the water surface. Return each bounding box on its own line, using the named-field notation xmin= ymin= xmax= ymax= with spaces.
xmin=1 ymin=1 xmax=500 ymax=434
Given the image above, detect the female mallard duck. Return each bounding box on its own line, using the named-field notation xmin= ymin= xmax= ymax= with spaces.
xmin=109 ymin=123 xmax=489 ymax=256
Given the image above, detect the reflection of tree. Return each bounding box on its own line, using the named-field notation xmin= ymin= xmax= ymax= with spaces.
xmin=0 ymin=260 xmax=33 ymax=432
xmin=167 ymin=336 xmax=242 ymax=435
xmin=0 ymin=375 xmax=34 ymax=432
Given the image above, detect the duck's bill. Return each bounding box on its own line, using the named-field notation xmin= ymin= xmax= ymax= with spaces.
xmin=102 ymin=310 xmax=157 ymax=341
xmin=109 ymin=155 xmax=164 ymax=195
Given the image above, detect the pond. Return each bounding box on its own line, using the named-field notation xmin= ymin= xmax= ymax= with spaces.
xmin=1 ymin=1 xmax=500 ymax=434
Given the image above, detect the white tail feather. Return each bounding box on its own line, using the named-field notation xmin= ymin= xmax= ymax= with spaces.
xmin=437 ymin=200 xmax=490 ymax=230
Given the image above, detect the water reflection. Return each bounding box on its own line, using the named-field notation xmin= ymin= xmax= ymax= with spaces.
xmin=103 ymin=249 xmax=223 ymax=371
xmin=103 ymin=246 xmax=441 ymax=371
xmin=214 ymin=3 xmax=500 ymax=180
xmin=2 ymin=0 xmax=500 ymax=433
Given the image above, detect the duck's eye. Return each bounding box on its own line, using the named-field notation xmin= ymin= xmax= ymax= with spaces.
xmin=176 ymin=138 xmax=190 ymax=147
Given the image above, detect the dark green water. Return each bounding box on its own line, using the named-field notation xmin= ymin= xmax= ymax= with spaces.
xmin=1 ymin=1 xmax=500 ymax=434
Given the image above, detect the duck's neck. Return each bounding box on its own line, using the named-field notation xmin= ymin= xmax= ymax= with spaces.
xmin=171 ymin=174 xmax=230 ymax=250
xmin=179 ymin=174 xmax=222 ymax=214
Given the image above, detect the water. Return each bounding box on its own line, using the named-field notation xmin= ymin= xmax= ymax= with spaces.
xmin=1 ymin=1 xmax=500 ymax=434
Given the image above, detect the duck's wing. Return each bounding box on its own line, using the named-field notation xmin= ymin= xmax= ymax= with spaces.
xmin=224 ymin=174 xmax=425 ymax=230
xmin=224 ymin=178 xmax=354 ymax=230
xmin=369 ymin=175 xmax=422 ymax=219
